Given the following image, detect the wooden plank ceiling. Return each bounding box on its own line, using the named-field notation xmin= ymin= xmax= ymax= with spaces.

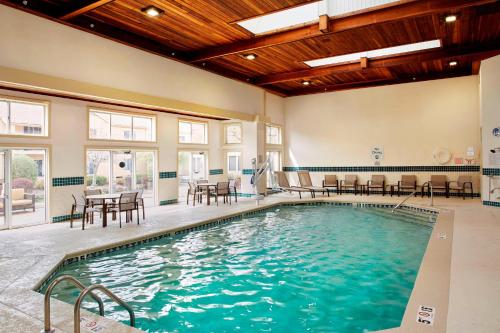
xmin=1 ymin=0 xmax=499 ymax=96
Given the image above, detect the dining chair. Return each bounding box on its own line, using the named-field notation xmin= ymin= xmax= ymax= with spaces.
xmin=214 ymin=182 xmax=231 ymax=205
xmin=70 ymin=194 xmax=100 ymax=230
xmin=136 ymin=189 xmax=145 ymax=219
xmin=108 ymin=192 xmax=139 ymax=227
xmin=229 ymin=178 xmax=240 ymax=202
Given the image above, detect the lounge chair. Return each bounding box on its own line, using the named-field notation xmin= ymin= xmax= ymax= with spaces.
xmin=297 ymin=171 xmax=329 ymax=198
xmin=339 ymin=175 xmax=358 ymax=195
xmin=322 ymin=175 xmax=339 ymax=194
xmin=397 ymin=175 xmax=418 ymax=197
xmin=275 ymin=171 xmax=312 ymax=199
xmin=366 ymin=175 xmax=385 ymax=196
xmin=423 ymin=175 xmax=448 ymax=198
xmin=448 ymin=175 xmax=474 ymax=199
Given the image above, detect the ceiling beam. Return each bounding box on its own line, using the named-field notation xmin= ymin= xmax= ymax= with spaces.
xmin=286 ymin=69 xmax=472 ymax=96
xmin=188 ymin=0 xmax=497 ymax=62
xmin=60 ymin=0 xmax=115 ymax=20
xmin=254 ymin=42 xmax=500 ymax=85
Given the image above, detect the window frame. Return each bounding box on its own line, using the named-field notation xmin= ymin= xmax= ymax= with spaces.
xmin=87 ymin=108 xmax=157 ymax=143
xmin=224 ymin=122 xmax=243 ymax=145
xmin=178 ymin=118 xmax=209 ymax=145
xmin=265 ymin=124 xmax=282 ymax=145
xmin=0 ymin=95 xmax=50 ymax=138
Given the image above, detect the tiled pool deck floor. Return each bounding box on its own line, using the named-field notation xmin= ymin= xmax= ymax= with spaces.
xmin=0 ymin=194 xmax=499 ymax=333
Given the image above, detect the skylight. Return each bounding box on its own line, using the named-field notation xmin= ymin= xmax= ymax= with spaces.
xmin=304 ymin=39 xmax=442 ymax=67
xmin=237 ymin=2 xmax=321 ymax=35
xmin=237 ymin=0 xmax=401 ymax=35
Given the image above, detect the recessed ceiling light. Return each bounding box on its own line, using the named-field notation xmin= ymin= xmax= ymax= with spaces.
xmin=142 ymin=6 xmax=164 ymax=17
xmin=302 ymin=80 xmax=311 ymax=86
xmin=449 ymin=61 xmax=458 ymax=67
xmin=445 ymin=15 xmax=457 ymax=23
xmin=243 ymin=54 xmax=257 ymax=60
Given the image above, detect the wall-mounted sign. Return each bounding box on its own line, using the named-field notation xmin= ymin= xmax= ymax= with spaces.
xmin=370 ymin=146 xmax=384 ymax=164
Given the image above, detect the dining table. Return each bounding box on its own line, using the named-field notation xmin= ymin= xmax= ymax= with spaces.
xmin=196 ymin=183 xmax=218 ymax=205
xmin=85 ymin=192 xmax=128 ymax=227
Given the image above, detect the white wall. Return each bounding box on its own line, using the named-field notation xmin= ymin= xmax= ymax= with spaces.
xmin=479 ymin=55 xmax=500 ymax=203
xmin=284 ymin=76 xmax=481 ymax=189
xmin=0 ymin=4 xmax=264 ymax=116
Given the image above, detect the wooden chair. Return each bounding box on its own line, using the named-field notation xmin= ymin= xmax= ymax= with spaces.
xmin=448 ymin=175 xmax=474 ymax=199
xmin=367 ymin=175 xmax=385 ymax=196
xmin=70 ymin=194 xmax=100 ymax=230
xmin=322 ymin=175 xmax=339 ymax=194
xmin=397 ymin=175 xmax=417 ymax=197
xmin=108 ymin=192 xmax=139 ymax=227
xmin=423 ymin=175 xmax=448 ymax=198
xmin=340 ymin=175 xmax=358 ymax=195
xmin=213 ymin=182 xmax=231 ymax=205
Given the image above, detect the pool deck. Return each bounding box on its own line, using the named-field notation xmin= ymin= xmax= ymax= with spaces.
xmin=0 ymin=194 xmax=499 ymax=333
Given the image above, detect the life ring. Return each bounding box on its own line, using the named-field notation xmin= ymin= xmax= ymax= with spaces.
xmin=433 ymin=147 xmax=452 ymax=165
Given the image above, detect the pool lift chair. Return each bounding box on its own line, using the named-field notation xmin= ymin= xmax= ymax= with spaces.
xmin=251 ymin=156 xmax=278 ymax=205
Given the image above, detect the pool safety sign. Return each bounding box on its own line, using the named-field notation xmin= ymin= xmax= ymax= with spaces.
xmin=370 ymin=146 xmax=384 ymax=165
xmin=416 ymin=305 xmax=435 ymax=326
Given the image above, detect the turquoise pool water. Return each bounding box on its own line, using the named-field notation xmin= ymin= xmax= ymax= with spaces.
xmin=45 ymin=205 xmax=433 ymax=333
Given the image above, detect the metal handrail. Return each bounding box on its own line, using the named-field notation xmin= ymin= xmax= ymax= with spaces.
xmin=422 ymin=181 xmax=434 ymax=207
xmin=42 ymin=275 xmax=104 ymax=333
xmin=392 ymin=190 xmax=417 ymax=213
xmin=74 ymin=284 xmax=135 ymax=333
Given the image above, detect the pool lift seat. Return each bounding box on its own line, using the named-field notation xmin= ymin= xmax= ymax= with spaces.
xmin=41 ymin=275 xmax=135 ymax=333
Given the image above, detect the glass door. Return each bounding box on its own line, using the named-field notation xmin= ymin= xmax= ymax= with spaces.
xmin=178 ymin=151 xmax=208 ymax=201
xmin=111 ymin=151 xmax=133 ymax=193
xmin=9 ymin=149 xmax=48 ymax=228
xmin=266 ymin=151 xmax=281 ymax=188
xmin=86 ymin=149 xmax=156 ymax=206
xmin=0 ymin=150 xmax=7 ymax=229
xmin=135 ymin=151 xmax=155 ymax=207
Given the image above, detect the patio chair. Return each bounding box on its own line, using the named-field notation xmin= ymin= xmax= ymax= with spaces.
xmin=367 ymin=175 xmax=385 ymax=196
xmin=186 ymin=182 xmax=202 ymax=206
xmin=213 ymin=182 xmax=231 ymax=205
xmin=297 ymin=170 xmax=329 ymax=198
xmin=322 ymin=175 xmax=339 ymax=194
xmin=423 ymin=175 xmax=448 ymax=198
xmin=84 ymin=189 xmax=105 ymax=207
xmin=108 ymin=192 xmax=139 ymax=227
xmin=229 ymin=178 xmax=240 ymax=202
xmin=397 ymin=175 xmax=418 ymax=197
xmin=275 ymin=171 xmax=312 ymax=199
xmin=136 ymin=189 xmax=145 ymax=219
xmin=339 ymin=175 xmax=358 ymax=195
xmin=448 ymin=175 xmax=474 ymax=199
xmin=70 ymin=194 xmax=100 ymax=230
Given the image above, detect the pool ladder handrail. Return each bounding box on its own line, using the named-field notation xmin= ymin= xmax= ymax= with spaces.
xmin=392 ymin=182 xmax=434 ymax=213
xmin=41 ymin=275 xmax=135 ymax=333
xmin=74 ymin=284 xmax=135 ymax=333
xmin=42 ymin=275 xmax=105 ymax=333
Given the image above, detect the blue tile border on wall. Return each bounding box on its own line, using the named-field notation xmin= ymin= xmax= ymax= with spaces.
xmin=159 ymin=171 xmax=177 ymax=179
xmin=52 ymin=177 xmax=84 ymax=187
xmin=160 ymin=199 xmax=178 ymax=206
xmin=52 ymin=213 xmax=83 ymax=223
xmin=283 ymin=165 xmax=481 ymax=172
xmin=242 ymin=169 xmax=253 ymax=175
xmin=209 ymin=169 xmax=224 ymax=175
xmin=483 ymin=168 xmax=500 ymax=176
xmin=483 ymin=201 xmax=500 ymax=208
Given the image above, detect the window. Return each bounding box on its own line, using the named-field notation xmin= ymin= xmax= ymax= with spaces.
xmin=0 ymin=97 xmax=48 ymax=136
xmin=227 ymin=152 xmax=241 ymax=173
xmin=266 ymin=125 xmax=282 ymax=145
xmin=225 ymin=123 xmax=242 ymax=144
xmin=89 ymin=109 xmax=156 ymax=142
xmin=179 ymin=120 xmax=208 ymax=144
